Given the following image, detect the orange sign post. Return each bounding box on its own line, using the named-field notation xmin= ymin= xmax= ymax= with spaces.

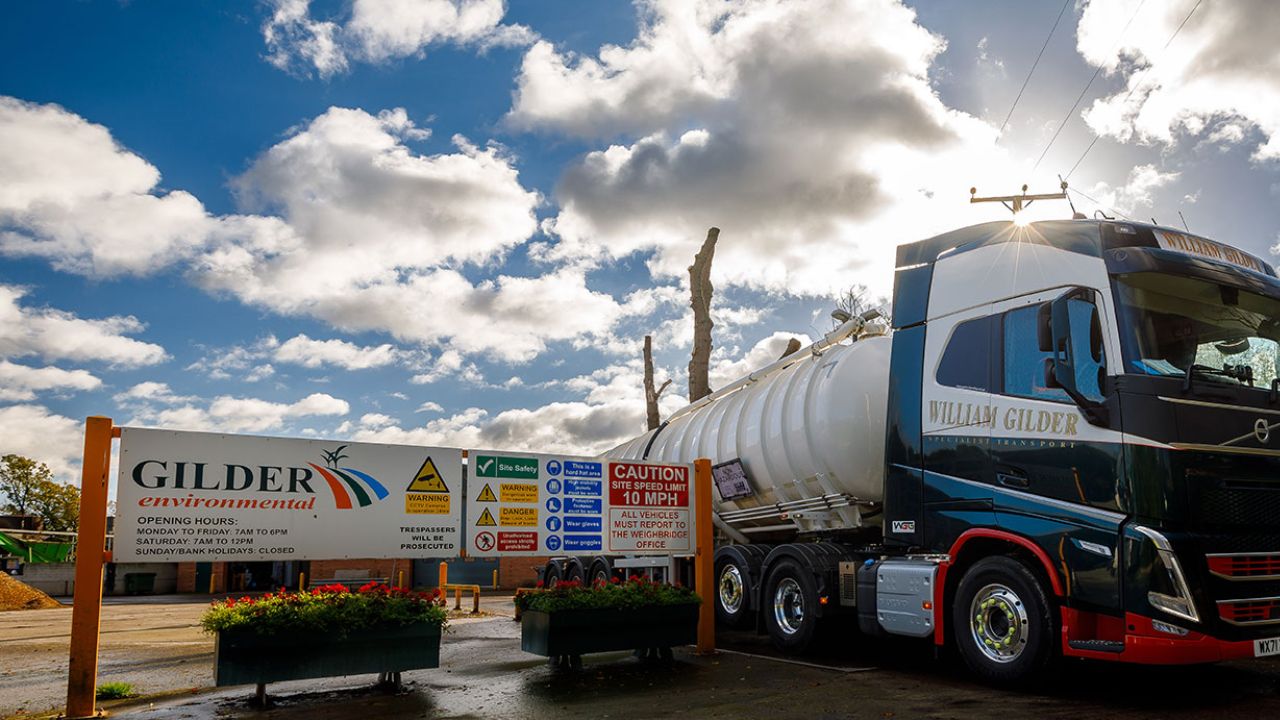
xmin=65 ymin=416 xmax=115 ymax=719
xmin=693 ymin=458 xmax=716 ymax=654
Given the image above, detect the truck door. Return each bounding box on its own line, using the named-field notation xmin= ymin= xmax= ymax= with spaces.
xmin=920 ymin=303 xmax=998 ymax=549
xmin=988 ymin=288 xmax=1125 ymax=612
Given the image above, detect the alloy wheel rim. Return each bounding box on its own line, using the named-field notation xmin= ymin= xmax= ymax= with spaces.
xmin=719 ymin=565 xmax=744 ymax=614
xmin=773 ymin=577 xmax=805 ymax=635
xmin=969 ymin=583 xmax=1029 ymax=664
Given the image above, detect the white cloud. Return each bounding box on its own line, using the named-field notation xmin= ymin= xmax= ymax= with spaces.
xmin=274 ymin=334 xmax=401 ymax=370
xmin=0 ymin=96 xmax=200 ymax=275
xmin=416 ymin=401 xmax=444 ymax=413
xmin=262 ymin=0 xmax=535 ymax=78
xmin=708 ymin=331 xmax=808 ymax=390
xmin=0 ymin=404 xmax=83 ymax=482
xmin=130 ymin=392 xmax=350 ymax=434
xmin=113 ymin=382 xmax=194 ymax=405
xmin=0 ymin=361 xmax=101 ymax=401
xmin=0 ymin=284 xmax=168 ymax=367
xmin=196 ymin=106 xmax=620 ymax=361
xmin=0 ymin=96 xmax=295 ymax=277
xmin=1077 ymin=0 xmax=1280 ymax=161
xmin=516 ymin=0 xmax=1027 ymax=298
xmin=1087 ymin=163 xmax=1180 ymax=214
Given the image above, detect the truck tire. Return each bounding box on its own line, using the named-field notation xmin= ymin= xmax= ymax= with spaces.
xmin=714 ymin=557 xmax=753 ymax=629
xmin=565 ymin=558 xmax=586 ymax=584
xmin=952 ymin=555 xmax=1054 ymax=685
xmin=589 ymin=558 xmax=612 ymax=585
xmin=543 ymin=561 xmax=563 ymax=588
xmin=763 ymin=559 xmax=820 ymax=652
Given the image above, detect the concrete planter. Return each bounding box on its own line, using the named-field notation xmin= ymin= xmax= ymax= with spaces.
xmin=214 ymin=622 xmax=441 ymax=686
xmin=521 ymin=603 xmax=699 ymax=658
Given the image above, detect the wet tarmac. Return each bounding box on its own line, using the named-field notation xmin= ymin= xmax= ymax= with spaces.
xmin=5 ymin=598 xmax=1280 ymax=719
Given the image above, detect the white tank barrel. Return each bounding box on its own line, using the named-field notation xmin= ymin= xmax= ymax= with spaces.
xmin=609 ymin=331 xmax=891 ymax=533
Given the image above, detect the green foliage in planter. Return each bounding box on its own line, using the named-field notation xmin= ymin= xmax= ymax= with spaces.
xmin=201 ymin=583 xmax=447 ymax=638
xmin=516 ymin=576 xmax=700 ymax=613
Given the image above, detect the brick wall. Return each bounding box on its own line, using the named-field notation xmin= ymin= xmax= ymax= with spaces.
xmin=177 ymin=561 xmax=228 ymax=593
xmin=308 ymin=559 xmax=413 ymax=588
xmin=500 ymin=556 xmax=547 ymax=588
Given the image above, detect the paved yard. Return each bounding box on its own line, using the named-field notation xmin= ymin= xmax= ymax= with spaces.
xmin=3 ymin=597 xmax=1280 ymax=719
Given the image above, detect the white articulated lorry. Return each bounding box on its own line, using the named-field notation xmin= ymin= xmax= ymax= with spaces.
xmin=543 ymin=218 xmax=1280 ymax=684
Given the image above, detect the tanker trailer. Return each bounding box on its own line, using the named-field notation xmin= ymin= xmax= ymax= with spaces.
xmin=554 ymin=218 xmax=1280 ymax=685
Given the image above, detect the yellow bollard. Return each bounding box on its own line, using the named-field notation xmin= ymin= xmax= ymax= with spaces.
xmin=438 ymin=561 xmax=448 ymax=590
xmin=454 ymin=587 xmax=462 ymax=611
xmin=299 ymin=572 xmax=306 ymax=591
xmin=492 ymin=569 xmax=499 ymax=590
xmin=398 ymin=570 xmax=404 ymax=589
xmin=209 ymin=572 xmax=217 ymax=595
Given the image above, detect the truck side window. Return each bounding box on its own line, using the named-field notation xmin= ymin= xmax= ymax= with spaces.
xmin=937 ymin=316 xmax=990 ymax=392
xmin=1002 ymin=302 xmax=1104 ymax=402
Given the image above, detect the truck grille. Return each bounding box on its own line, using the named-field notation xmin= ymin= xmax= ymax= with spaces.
xmin=1207 ymin=553 xmax=1280 ymax=581
xmin=1198 ymin=482 xmax=1280 ymax=527
xmin=1217 ymin=596 xmax=1280 ymax=626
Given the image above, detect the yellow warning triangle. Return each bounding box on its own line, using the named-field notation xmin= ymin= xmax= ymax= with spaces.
xmin=407 ymin=457 xmax=449 ymax=493
xmin=475 ymin=484 xmax=497 ymax=503
xmin=476 ymin=507 xmax=497 ymax=526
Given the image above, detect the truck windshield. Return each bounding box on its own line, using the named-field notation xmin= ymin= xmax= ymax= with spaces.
xmin=1112 ymin=271 xmax=1280 ymax=389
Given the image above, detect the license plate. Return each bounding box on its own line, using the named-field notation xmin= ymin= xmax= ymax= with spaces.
xmin=1255 ymin=637 xmax=1280 ymax=657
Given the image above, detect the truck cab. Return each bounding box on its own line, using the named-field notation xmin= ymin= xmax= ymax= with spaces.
xmin=887 ymin=218 xmax=1280 ymax=681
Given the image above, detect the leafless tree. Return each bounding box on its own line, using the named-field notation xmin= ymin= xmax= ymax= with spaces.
xmin=777 ymin=338 xmax=802 ymax=360
xmin=643 ymin=335 xmax=671 ymax=430
xmin=688 ymin=227 xmax=719 ymax=402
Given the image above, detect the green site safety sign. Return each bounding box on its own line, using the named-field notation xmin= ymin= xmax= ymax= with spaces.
xmin=473 ymin=455 xmax=538 ymax=479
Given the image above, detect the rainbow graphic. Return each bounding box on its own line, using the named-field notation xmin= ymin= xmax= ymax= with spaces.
xmin=309 ymin=446 xmax=389 ymax=509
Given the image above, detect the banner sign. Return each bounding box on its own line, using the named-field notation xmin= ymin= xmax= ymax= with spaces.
xmin=465 ymin=451 xmax=694 ymax=557
xmin=113 ymin=428 xmax=462 ymax=562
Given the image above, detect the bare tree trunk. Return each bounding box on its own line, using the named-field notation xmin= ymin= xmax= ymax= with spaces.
xmin=778 ymin=338 xmax=802 ymax=360
xmin=687 ymin=227 xmax=719 ymax=402
xmin=643 ymin=335 xmax=671 ymax=430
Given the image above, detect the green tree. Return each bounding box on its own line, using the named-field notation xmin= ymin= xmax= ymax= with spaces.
xmin=0 ymin=454 xmax=79 ymax=531
xmin=0 ymin=454 xmax=51 ymax=515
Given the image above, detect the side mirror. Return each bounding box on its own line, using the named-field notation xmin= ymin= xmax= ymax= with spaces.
xmin=1050 ymin=289 xmax=1109 ymax=426
xmin=1041 ymin=357 xmax=1061 ymax=389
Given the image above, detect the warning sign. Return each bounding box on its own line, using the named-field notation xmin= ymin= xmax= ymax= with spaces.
xmin=407 ymin=457 xmax=449 ymax=493
xmin=498 ymin=531 xmax=538 ymax=552
xmin=500 ymin=506 xmax=538 ymax=527
xmin=463 ymin=450 xmax=694 ymax=557
xmin=499 ymin=482 xmax=538 ymax=503
xmin=405 ymin=493 xmax=450 ymax=514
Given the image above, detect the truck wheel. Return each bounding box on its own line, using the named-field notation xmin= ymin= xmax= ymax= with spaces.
xmin=565 ymin=559 xmax=586 ymax=584
xmin=763 ymin=559 xmax=819 ymax=652
xmin=715 ymin=557 xmax=753 ymax=628
xmin=953 ymin=556 xmax=1054 ymax=685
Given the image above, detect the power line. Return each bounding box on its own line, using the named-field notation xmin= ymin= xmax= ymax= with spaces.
xmin=1030 ymin=0 xmax=1150 ymax=173
xmin=1067 ymin=186 xmax=1132 ymax=221
xmin=997 ymin=0 xmax=1072 ymax=137
xmin=1066 ymin=0 xmax=1205 ymax=179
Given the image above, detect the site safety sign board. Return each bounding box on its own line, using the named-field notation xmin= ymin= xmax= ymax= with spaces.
xmin=464 ymin=451 xmax=695 ymax=557
xmin=113 ymin=428 xmax=463 ymax=562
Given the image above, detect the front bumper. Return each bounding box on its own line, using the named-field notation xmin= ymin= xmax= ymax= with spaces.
xmin=1064 ymin=612 xmax=1262 ymax=664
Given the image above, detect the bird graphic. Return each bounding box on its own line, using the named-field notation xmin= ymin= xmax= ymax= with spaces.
xmin=321 ymin=445 xmax=349 ymax=469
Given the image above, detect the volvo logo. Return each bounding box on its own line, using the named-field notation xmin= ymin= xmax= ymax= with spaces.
xmin=1255 ymin=418 xmax=1271 ymax=444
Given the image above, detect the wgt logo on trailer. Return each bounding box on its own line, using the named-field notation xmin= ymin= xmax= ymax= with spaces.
xmin=114 ymin=428 xmax=462 ymax=562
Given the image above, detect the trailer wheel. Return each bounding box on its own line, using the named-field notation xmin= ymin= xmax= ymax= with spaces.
xmin=589 ymin=559 xmax=612 ymax=586
xmin=763 ymin=559 xmax=820 ymax=652
xmin=953 ymin=556 xmax=1054 ymax=685
xmin=543 ymin=561 xmax=563 ymax=588
xmin=565 ymin=558 xmax=586 ymax=584
xmin=714 ymin=557 xmax=753 ymax=628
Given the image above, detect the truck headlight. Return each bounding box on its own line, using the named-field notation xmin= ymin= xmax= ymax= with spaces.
xmin=1134 ymin=526 xmax=1200 ymax=624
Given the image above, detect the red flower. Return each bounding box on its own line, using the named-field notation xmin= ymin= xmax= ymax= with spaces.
xmin=610 ymin=577 xmax=620 ymax=584
xmin=536 ymin=580 xmax=545 ymax=588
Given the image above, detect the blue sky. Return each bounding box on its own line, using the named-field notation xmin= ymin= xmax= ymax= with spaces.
xmin=3 ymin=0 xmax=1278 ymax=483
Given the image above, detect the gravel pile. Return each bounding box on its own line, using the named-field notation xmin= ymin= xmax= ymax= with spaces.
xmin=0 ymin=571 xmax=62 ymax=611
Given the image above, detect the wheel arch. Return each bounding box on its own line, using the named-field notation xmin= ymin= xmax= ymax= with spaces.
xmin=759 ymin=542 xmax=855 ymax=614
xmin=714 ymin=544 xmax=772 ymax=612
xmin=937 ymin=529 xmax=1065 ymax=646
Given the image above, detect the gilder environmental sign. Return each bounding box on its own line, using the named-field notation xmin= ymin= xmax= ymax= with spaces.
xmin=113 ymin=427 xmax=462 ymax=562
